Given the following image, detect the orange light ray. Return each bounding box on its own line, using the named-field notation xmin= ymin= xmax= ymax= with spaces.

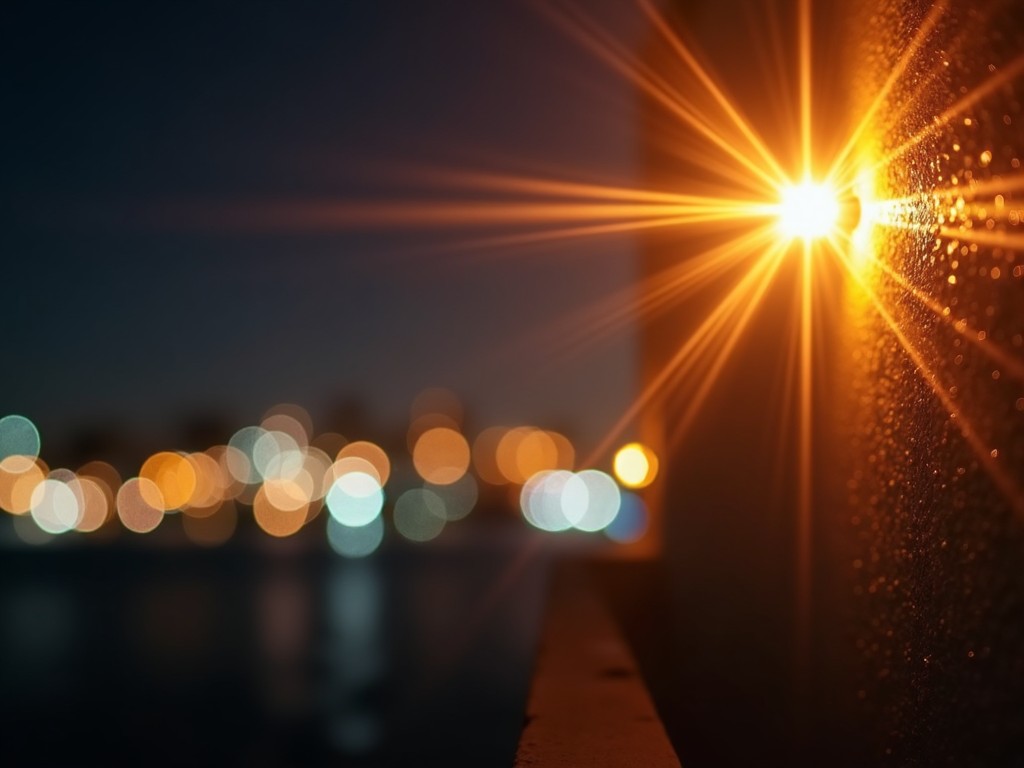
xmin=666 ymin=241 xmax=791 ymax=448
xmin=544 ymin=3 xmax=784 ymax=192
xmin=582 ymin=239 xmax=787 ymax=468
xmin=520 ymin=224 xmax=779 ymax=361
xmin=833 ymin=246 xmax=1024 ymax=521
xmin=928 ymin=173 xmax=1024 ymax=201
xmin=826 ymin=0 xmax=950 ymax=185
xmin=409 ymin=168 xmax=762 ymax=208
xmin=636 ymin=0 xmax=789 ymax=183
xmin=655 ymin=138 xmax=785 ymax=198
xmin=207 ymin=199 xmax=768 ymax=232
xmin=442 ymin=209 xmax=773 ymax=254
xmin=798 ymin=0 xmax=812 ymax=176
xmin=862 ymin=247 xmax=1024 ymax=384
xmin=938 ymin=225 xmax=1024 ymax=251
xmin=795 ymin=236 xmax=814 ymax=664
xmin=875 ymin=51 xmax=1024 ymax=174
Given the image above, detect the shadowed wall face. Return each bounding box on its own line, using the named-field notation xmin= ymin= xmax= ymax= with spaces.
xmin=843 ymin=2 xmax=1024 ymax=765
xmin=641 ymin=1 xmax=1024 ymax=765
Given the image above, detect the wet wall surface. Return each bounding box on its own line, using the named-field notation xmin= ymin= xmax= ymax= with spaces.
xmin=843 ymin=1 xmax=1024 ymax=764
xmin=641 ymin=1 xmax=1024 ymax=766
xmin=0 ymin=540 xmax=547 ymax=766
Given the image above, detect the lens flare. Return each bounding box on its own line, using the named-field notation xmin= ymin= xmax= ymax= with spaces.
xmin=777 ymin=180 xmax=840 ymax=240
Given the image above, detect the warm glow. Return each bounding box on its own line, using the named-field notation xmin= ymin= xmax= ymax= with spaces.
xmin=253 ymin=484 xmax=308 ymax=537
xmin=337 ymin=441 xmax=391 ymax=486
xmin=777 ymin=180 xmax=840 ymax=240
xmin=613 ymin=442 xmax=659 ymax=489
xmin=412 ymin=427 xmax=470 ymax=485
xmin=117 ymin=478 xmax=164 ymax=533
xmin=140 ymin=452 xmax=197 ymax=512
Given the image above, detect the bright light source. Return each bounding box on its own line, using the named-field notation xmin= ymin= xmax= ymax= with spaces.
xmin=613 ymin=442 xmax=658 ymax=489
xmin=777 ymin=180 xmax=840 ymax=241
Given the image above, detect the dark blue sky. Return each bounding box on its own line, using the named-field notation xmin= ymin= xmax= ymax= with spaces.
xmin=2 ymin=1 xmax=641 ymax=455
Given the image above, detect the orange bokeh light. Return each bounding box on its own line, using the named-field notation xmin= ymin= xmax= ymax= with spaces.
xmin=413 ymin=427 xmax=470 ymax=485
xmin=0 ymin=456 xmax=47 ymax=515
xmin=140 ymin=452 xmax=197 ymax=512
xmin=613 ymin=442 xmax=659 ymax=489
xmin=253 ymin=485 xmax=308 ymax=538
xmin=337 ymin=441 xmax=391 ymax=487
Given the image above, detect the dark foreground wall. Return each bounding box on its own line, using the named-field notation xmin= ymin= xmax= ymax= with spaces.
xmin=641 ymin=1 xmax=1024 ymax=765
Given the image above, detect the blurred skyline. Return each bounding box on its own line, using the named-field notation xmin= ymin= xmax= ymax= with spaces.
xmin=2 ymin=1 xmax=644 ymax=456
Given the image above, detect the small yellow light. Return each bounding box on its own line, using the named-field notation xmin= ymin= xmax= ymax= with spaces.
xmin=613 ymin=443 xmax=659 ymax=489
xmin=777 ymin=180 xmax=841 ymax=241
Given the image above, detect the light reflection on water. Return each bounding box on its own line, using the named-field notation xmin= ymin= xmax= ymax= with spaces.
xmin=0 ymin=534 xmax=553 ymax=765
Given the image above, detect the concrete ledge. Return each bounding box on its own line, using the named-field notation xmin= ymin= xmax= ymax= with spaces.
xmin=515 ymin=564 xmax=681 ymax=767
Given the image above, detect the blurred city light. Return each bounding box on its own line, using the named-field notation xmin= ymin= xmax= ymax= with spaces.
xmin=116 ymin=478 xmax=165 ymax=533
xmin=604 ymin=491 xmax=648 ymax=544
xmin=393 ymin=488 xmax=447 ymax=542
xmin=424 ymin=474 xmax=478 ymax=521
xmin=0 ymin=410 xmax=645 ymax=549
xmin=140 ymin=451 xmax=197 ymax=512
xmin=337 ymin=441 xmax=391 ymax=487
xmin=253 ymin=483 xmax=309 ymax=537
xmin=412 ymin=427 xmax=470 ymax=485
xmin=612 ymin=442 xmax=659 ymax=489
xmin=326 ymin=471 xmax=385 ymax=528
xmin=520 ymin=468 xmax=621 ymax=534
xmin=0 ymin=414 xmax=40 ymax=463
xmin=327 ymin=514 xmax=384 ymax=558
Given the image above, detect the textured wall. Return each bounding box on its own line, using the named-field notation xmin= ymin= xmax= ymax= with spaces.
xmin=641 ymin=1 xmax=1024 ymax=765
xmin=844 ymin=1 xmax=1024 ymax=765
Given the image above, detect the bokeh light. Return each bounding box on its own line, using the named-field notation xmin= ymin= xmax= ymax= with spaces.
xmin=325 ymin=456 xmax=384 ymax=489
xmin=337 ymin=441 xmax=391 ymax=487
xmin=208 ymin=446 xmax=248 ymax=501
xmin=407 ymin=387 xmax=463 ymax=456
xmin=263 ymin=476 xmax=314 ymax=511
xmin=472 ymin=426 xmax=510 ymax=485
xmin=412 ymin=427 xmax=470 ymax=485
xmin=612 ymin=442 xmax=659 ymax=489
xmin=568 ymin=470 xmax=621 ymax=532
xmin=0 ymin=456 xmax=46 ymax=515
xmin=520 ymin=470 xmax=574 ymax=532
xmin=0 ymin=394 xmax=613 ymax=548
xmin=261 ymin=403 xmax=313 ymax=447
xmin=77 ymin=460 xmax=121 ymax=515
xmin=605 ymin=491 xmax=649 ymax=544
xmin=301 ymin=447 xmax=333 ymax=501
xmin=393 ymin=488 xmax=446 ymax=542
xmin=13 ymin=511 xmax=52 ymax=545
xmin=496 ymin=428 xmax=532 ymax=484
xmin=30 ymin=478 xmax=80 ymax=534
xmin=116 ymin=478 xmax=164 ymax=534
xmin=227 ymin=426 xmax=266 ymax=485
xmin=253 ymin=430 xmax=304 ymax=481
xmin=140 ymin=451 xmax=197 ymax=512
xmin=327 ymin=514 xmax=384 ymax=558
xmin=494 ymin=427 xmax=573 ymax=484
xmin=514 ymin=429 xmax=560 ymax=480
xmin=70 ymin=476 xmax=109 ymax=532
xmin=424 ymin=474 xmax=478 ymax=521
xmin=326 ymin=471 xmax=384 ymax=527
xmin=0 ymin=414 xmax=40 ymax=463
xmin=253 ymin=485 xmax=308 ymax=538
xmin=182 ymin=452 xmax=227 ymax=516
xmin=520 ymin=469 xmax=621 ymax=533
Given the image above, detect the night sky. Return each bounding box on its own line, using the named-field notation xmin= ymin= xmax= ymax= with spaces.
xmin=2 ymin=1 xmax=642 ymax=456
